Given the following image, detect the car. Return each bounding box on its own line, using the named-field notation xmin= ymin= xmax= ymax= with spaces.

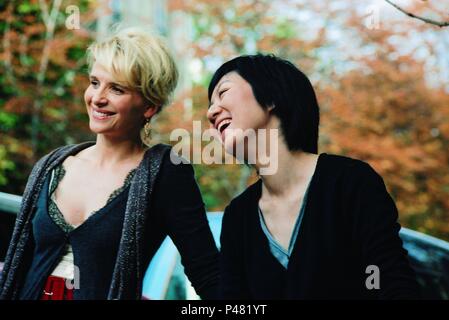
xmin=1 ymin=192 xmax=449 ymax=299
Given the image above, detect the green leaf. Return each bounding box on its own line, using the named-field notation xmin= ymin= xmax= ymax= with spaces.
xmin=18 ymin=3 xmax=32 ymax=14
xmin=274 ymin=19 xmax=296 ymax=39
xmin=0 ymin=111 xmax=18 ymax=130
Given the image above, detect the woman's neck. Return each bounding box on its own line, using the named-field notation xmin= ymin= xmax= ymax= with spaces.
xmin=257 ymin=137 xmax=318 ymax=198
xmin=87 ymin=134 xmax=146 ymax=168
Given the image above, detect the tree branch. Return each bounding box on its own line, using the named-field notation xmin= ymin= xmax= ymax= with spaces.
xmin=39 ymin=0 xmax=50 ymax=29
xmin=32 ymin=0 xmax=63 ymax=157
xmin=37 ymin=0 xmax=63 ymax=85
xmin=385 ymin=0 xmax=449 ymax=28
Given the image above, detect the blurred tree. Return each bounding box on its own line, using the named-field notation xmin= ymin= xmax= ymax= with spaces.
xmin=163 ymin=0 xmax=326 ymax=210
xmin=0 ymin=0 xmax=95 ymax=194
xmin=1 ymin=0 xmax=448 ymax=241
xmin=319 ymin=1 xmax=449 ymax=239
xmin=165 ymin=0 xmax=449 ymax=241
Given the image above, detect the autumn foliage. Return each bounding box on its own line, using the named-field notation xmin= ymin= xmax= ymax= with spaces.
xmin=0 ymin=0 xmax=448 ymax=240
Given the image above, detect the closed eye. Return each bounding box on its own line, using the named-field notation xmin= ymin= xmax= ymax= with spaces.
xmin=219 ymin=88 xmax=229 ymax=98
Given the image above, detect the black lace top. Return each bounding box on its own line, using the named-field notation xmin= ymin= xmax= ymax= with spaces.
xmin=48 ymin=164 xmax=137 ymax=233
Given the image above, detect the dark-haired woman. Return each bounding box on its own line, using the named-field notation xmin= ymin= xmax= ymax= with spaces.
xmin=207 ymin=54 xmax=419 ymax=299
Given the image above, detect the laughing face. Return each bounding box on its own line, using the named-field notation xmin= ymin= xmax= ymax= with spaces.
xmin=84 ymin=62 xmax=156 ymax=140
xmin=207 ymin=71 xmax=273 ymax=159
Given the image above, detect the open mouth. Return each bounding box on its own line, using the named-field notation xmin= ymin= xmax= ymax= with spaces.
xmin=92 ymin=109 xmax=116 ymax=119
xmin=217 ymin=119 xmax=232 ymax=135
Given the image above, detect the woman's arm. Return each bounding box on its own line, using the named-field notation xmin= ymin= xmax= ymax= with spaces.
xmin=158 ymin=155 xmax=219 ymax=300
xmin=345 ymin=161 xmax=421 ymax=299
xmin=219 ymin=203 xmax=250 ymax=299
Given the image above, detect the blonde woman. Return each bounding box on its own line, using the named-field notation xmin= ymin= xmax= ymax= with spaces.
xmin=0 ymin=27 xmax=219 ymax=300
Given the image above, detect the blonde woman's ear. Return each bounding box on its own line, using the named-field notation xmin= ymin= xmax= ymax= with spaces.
xmin=144 ymin=106 xmax=158 ymax=119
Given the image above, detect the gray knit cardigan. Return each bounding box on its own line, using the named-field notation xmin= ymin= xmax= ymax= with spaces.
xmin=0 ymin=141 xmax=172 ymax=300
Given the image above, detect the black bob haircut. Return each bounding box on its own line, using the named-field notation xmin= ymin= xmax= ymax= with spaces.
xmin=208 ymin=54 xmax=320 ymax=154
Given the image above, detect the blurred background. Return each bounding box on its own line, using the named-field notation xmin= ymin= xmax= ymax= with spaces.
xmin=0 ymin=0 xmax=448 ymax=242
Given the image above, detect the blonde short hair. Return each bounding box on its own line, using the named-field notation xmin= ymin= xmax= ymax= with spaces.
xmin=86 ymin=27 xmax=178 ymax=111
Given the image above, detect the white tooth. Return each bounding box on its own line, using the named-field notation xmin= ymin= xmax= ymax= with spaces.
xmin=218 ymin=119 xmax=231 ymax=131
xmin=93 ymin=110 xmax=113 ymax=117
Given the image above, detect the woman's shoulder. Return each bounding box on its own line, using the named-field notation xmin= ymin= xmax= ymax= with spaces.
xmin=42 ymin=142 xmax=95 ymax=159
xmin=320 ymin=152 xmax=369 ymax=169
xmin=33 ymin=142 xmax=93 ymax=170
xmin=151 ymin=144 xmax=193 ymax=173
xmin=226 ymin=179 xmax=262 ymax=213
xmin=147 ymin=144 xmax=198 ymax=187
xmin=319 ymin=153 xmax=378 ymax=178
xmin=219 ymin=180 xmax=262 ymax=234
xmin=318 ymin=153 xmax=384 ymax=190
xmin=147 ymin=143 xmax=173 ymax=155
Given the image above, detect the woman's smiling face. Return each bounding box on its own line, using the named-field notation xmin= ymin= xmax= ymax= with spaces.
xmin=84 ymin=62 xmax=156 ymax=140
xmin=207 ymin=71 xmax=272 ymax=156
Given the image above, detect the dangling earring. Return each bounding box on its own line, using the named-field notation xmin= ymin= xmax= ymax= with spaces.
xmin=144 ymin=118 xmax=151 ymax=140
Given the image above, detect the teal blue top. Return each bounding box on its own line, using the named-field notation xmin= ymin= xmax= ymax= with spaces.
xmin=258 ymin=183 xmax=311 ymax=269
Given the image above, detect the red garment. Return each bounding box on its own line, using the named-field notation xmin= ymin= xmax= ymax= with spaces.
xmin=40 ymin=276 xmax=73 ymax=300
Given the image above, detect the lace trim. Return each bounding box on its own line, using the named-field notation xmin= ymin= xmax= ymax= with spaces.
xmin=48 ymin=164 xmax=136 ymax=232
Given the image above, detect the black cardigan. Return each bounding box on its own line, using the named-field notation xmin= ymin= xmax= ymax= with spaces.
xmin=1 ymin=143 xmax=219 ymax=300
xmin=220 ymin=153 xmax=420 ymax=299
